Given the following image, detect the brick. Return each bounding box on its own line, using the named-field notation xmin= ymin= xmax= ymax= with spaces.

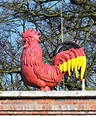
xmin=0 ymin=92 xmax=96 ymax=115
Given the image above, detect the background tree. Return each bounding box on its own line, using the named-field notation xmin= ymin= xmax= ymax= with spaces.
xmin=0 ymin=0 xmax=96 ymax=90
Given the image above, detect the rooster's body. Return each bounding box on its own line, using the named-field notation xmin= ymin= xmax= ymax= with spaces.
xmin=21 ymin=29 xmax=86 ymax=91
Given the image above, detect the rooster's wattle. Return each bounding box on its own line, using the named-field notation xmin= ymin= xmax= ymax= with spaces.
xmin=21 ymin=29 xmax=86 ymax=91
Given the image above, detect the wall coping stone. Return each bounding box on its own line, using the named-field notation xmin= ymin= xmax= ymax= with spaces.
xmin=0 ymin=91 xmax=96 ymax=98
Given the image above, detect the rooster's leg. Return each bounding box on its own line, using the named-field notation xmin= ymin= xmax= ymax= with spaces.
xmin=40 ymin=86 xmax=51 ymax=91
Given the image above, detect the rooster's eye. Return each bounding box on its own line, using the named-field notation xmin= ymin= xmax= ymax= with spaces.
xmin=23 ymin=41 xmax=26 ymax=45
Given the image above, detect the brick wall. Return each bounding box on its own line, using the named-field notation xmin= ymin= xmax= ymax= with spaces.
xmin=0 ymin=91 xmax=96 ymax=115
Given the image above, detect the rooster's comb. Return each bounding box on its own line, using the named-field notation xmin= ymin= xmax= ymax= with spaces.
xmin=22 ymin=28 xmax=40 ymax=42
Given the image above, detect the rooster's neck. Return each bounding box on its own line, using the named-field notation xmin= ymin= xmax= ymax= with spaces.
xmin=22 ymin=41 xmax=43 ymax=66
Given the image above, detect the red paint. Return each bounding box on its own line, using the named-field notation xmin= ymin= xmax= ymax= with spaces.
xmin=21 ymin=29 xmax=86 ymax=91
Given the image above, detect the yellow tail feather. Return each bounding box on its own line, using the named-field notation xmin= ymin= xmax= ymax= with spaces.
xmin=80 ymin=57 xmax=86 ymax=79
xmin=58 ymin=56 xmax=86 ymax=80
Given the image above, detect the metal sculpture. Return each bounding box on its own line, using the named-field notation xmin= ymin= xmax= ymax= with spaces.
xmin=21 ymin=29 xmax=86 ymax=91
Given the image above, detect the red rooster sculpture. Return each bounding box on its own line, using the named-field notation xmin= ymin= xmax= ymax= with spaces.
xmin=21 ymin=29 xmax=86 ymax=91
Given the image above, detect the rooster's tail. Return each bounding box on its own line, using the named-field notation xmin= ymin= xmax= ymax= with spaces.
xmin=52 ymin=41 xmax=86 ymax=80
